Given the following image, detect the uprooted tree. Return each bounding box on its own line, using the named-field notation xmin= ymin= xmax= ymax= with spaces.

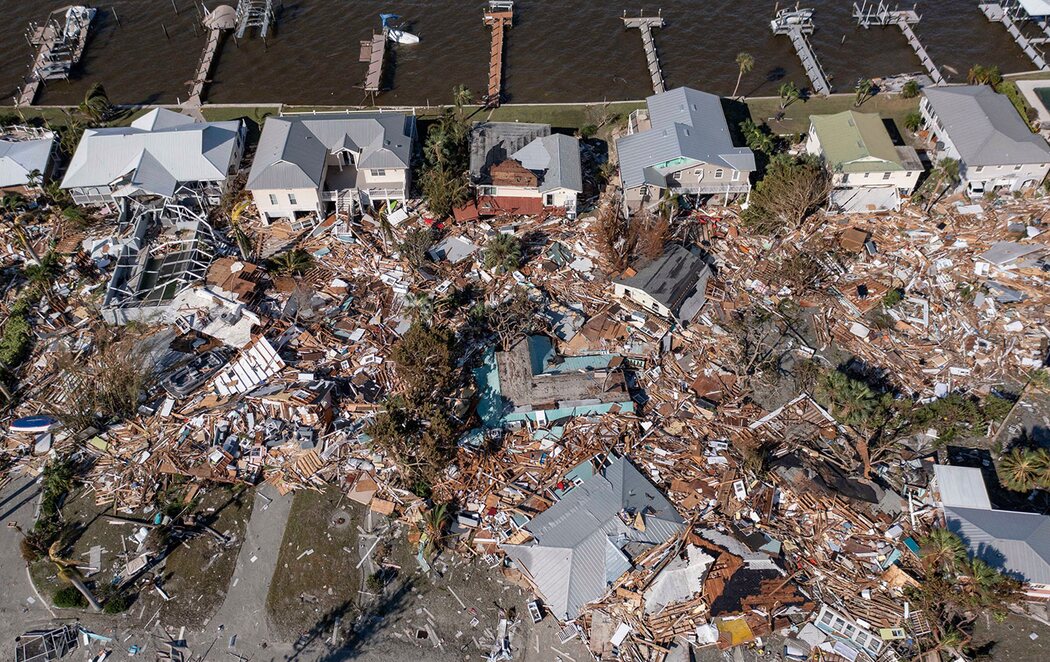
xmin=591 ymin=200 xmax=671 ymax=272
xmin=53 ymin=328 xmax=151 ymax=431
xmin=367 ymin=322 xmax=461 ymax=490
xmin=741 ymin=154 xmax=831 ymax=235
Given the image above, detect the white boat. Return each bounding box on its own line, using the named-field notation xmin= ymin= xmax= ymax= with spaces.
xmin=380 ymin=14 xmax=419 ymax=44
xmin=63 ymin=6 xmax=97 ymax=41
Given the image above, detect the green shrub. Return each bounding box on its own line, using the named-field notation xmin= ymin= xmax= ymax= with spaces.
xmin=882 ymin=288 xmax=904 ymax=308
xmin=53 ymin=586 xmax=87 ymax=609
xmin=578 ymin=124 xmax=598 ymax=139
xmin=102 ymin=593 xmax=130 ymax=614
xmin=901 ymin=80 xmax=921 ymax=99
xmin=983 ymin=394 xmax=1014 ymax=422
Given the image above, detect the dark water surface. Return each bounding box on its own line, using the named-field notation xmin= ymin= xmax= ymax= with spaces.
xmin=0 ymin=0 xmax=1035 ymax=107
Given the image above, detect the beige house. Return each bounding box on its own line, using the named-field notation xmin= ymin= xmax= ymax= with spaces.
xmin=616 ymin=87 xmax=754 ymax=215
xmin=806 ymin=110 xmax=923 ymax=213
xmin=247 ymin=112 xmax=416 ymax=223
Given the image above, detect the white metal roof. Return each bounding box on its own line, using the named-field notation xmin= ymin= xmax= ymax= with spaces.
xmin=932 ymin=464 xmax=992 ymax=509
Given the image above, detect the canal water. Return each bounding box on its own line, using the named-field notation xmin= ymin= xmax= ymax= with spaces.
xmin=0 ymin=0 xmax=1035 ymax=107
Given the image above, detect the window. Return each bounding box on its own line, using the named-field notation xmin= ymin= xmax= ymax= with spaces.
xmin=370 ymin=169 xmax=387 ymax=177
xmin=288 ymin=193 xmax=297 ymax=205
xmin=268 ymin=194 xmax=278 ymax=205
xmin=975 ymin=166 xmax=984 ymax=173
xmin=841 ymin=174 xmax=849 ymax=184
xmin=544 ymin=194 xmax=554 ymax=206
xmin=882 ymin=172 xmax=891 ymax=180
xmin=731 ymin=170 xmax=741 ymax=181
xmin=714 ymin=168 xmax=724 ymax=179
xmin=1015 ymin=165 xmax=1022 ymax=171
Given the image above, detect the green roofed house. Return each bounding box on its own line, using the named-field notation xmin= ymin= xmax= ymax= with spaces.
xmin=806 ymin=110 xmax=923 ymax=213
xmin=474 ymin=335 xmax=634 ymax=429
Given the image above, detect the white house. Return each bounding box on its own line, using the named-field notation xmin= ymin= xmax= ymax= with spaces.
xmin=613 ymin=244 xmax=711 ymax=326
xmin=247 ymin=112 xmax=415 ymax=223
xmin=807 ymin=110 xmax=923 ymax=213
xmin=0 ymin=126 xmax=57 ymax=193
xmin=467 ymin=122 xmax=583 ymax=218
xmin=61 ymin=108 xmax=245 ymax=206
xmin=920 ymin=85 xmax=1050 ymax=194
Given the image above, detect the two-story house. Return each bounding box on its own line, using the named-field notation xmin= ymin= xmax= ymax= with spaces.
xmin=615 ymin=87 xmax=755 ymax=216
xmin=920 ymin=85 xmax=1050 ymax=194
xmin=806 ymin=110 xmax=923 ymax=213
xmin=467 ymin=122 xmax=582 ymax=218
xmin=247 ymin=112 xmax=415 ymax=223
xmin=61 ymin=108 xmax=245 ymax=206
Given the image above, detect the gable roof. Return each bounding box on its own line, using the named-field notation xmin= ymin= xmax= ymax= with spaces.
xmin=512 ymin=133 xmax=583 ymax=193
xmin=923 ymin=85 xmax=1050 ymax=166
xmin=502 ymin=455 xmax=685 ymax=619
xmin=469 ymin=122 xmax=583 ymax=193
xmin=0 ymin=135 xmax=53 ymax=188
xmin=615 ymin=244 xmax=711 ymax=321
xmin=809 ymin=110 xmax=907 ymax=172
xmin=616 ymin=87 xmax=756 ymax=190
xmin=945 ymin=506 xmax=1050 ymax=584
xmin=247 ymin=113 xmax=414 ymax=190
xmin=61 ymin=109 xmax=242 ymax=194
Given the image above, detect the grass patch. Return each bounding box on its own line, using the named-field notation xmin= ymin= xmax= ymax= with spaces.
xmin=743 ymin=93 xmax=921 ymax=137
xmin=200 ymin=105 xmax=281 ymax=124
xmin=266 ymin=486 xmax=361 ymax=638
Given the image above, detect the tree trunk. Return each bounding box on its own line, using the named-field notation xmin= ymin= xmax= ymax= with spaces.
xmin=732 ymin=71 xmax=743 ymax=99
xmin=62 ymin=571 xmax=102 ymax=612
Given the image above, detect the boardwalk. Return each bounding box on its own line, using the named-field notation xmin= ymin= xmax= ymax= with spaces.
xmin=979 ymin=3 xmax=1049 ymax=70
xmin=360 ymin=32 xmax=386 ymax=94
xmin=771 ymin=8 xmax=832 ymax=96
xmin=483 ymin=1 xmax=513 ymax=106
xmin=853 ymin=1 xmax=945 ymax=85
xmin=184 ymin=6 xmax=237 ymax=112
xmin=623 ymin=15 xmax=666 ymax=95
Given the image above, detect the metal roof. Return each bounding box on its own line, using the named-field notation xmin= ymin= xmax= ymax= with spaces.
xmin=809 ymin=110 xmax=907 ymax=173
xmin=932 ymin=465 xmax=992 ymax=509
xmin=247 ymin=113 xmax=414 ymax=190
xmin=502 ymin=455 xmax=685 ymax=620
xmin=0 ymin=135 xmax=53 ymax=188
xmin=945 ymin=506 xmax=1050 ymax=584
xmin=616 ymin=87 xmax=755 ymax=190
xmin=61 ymin=108 xmax=241 ymax=193
xmin=923 ymin=85 xmax=1050 ymax=167
xmin=615 ymin=244 xmax=710 ymax=322
xmin=512 ymin=133 xmax=583 ymax=193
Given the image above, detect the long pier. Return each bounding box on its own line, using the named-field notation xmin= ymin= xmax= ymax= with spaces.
xmin=17 ymin=6 xmax=95 ymax=107
xmin=235 ymin=0 xmax=275 ymax=40
xmin=853 ymin=2 xmax=945 ymax=85
xmin=622 ymin=14 xmax=666 ymax=95
xmin=184 ymin=6 xmax=238 ymax=113
xmin=979 ymin=3 xmax=1049 ymax=70
xmin=483 ymin=1 xmax=514 ymax=106
xmin=770 ymin=8 xmax=832 ymax=97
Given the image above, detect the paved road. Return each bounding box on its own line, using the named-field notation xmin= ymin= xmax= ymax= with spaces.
xmin=185 ymin=483 xmax=295 ymax=660
xmin=0 ymin=475 xmax=55 ymax=643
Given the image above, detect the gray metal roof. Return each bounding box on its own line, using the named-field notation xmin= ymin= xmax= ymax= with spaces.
xmin=615 ymin=244 xmax=711 ymax=322
xmin=247 ymin=113 xmax=414 ymax=190
xmin=946 ymin=506 xmax=1050 ymax=584
xmin=924 ymin=85 xmax=1050 ymax=167
xmin=932 ymin=465 xmax=992 ymax=510
xmin=61 ymin=109 xmax=241 ymax=193
xmin=616 ymin=87 xmax=755 ymax=190
xmin=0 ymin=135 xmax=53 ymax=188
xmin=468 ymin=122 xmax=582 ymax=193
xmin=502 ymin=455 xmax=684 ymax=620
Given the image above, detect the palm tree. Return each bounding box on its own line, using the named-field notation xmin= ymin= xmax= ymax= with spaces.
xmin=967 ymin=64 xmax=1002 ymax=87
xmin=268 ymin=248 xmax=313 ymax=275
xmin=919 ymin=528 xmax=966 ymax=576
xmin=924 ymin=157 xmax=961 ymax=210
xmin=376 ymin=207 xmax=395 ymax=253
xmin=815 ymin=371 xmax=877 ymax=428
xmin=854 ymin=79 xmax=874 ymax=107
xmin=960 ymin=557 xmax=1002 ymax=606
xmin=483 ymin=233 xmax=523 ymax=274
xmin=999 ymin=447 xmax=1043 ymax=492
xmin=78 ymin=82 xmax=112 ymax=125
xmin=422 ymin=502 xmax=451 ymax=560
xmin=778 ymin=81 xmax=800 ymax=110
xmin=732 ymin=52 xmax=755 ymax=99
xmin=48 ymin=541 xmax=101 ymax=611
xmin=25 ymin=169 xmax=43 ymax=190
xmin=403 ymin=292 xmax=435 ymax=323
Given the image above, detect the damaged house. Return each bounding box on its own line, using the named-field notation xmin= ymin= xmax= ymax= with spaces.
xmin=613 ymin=244 xmax=712 ymax=326
xmin=474 ymin=335 xmax=634 ymax=428
xmin=465 ymin=122 xmax=583 ymax=219
xmin=502 ymin=454 xmax=686 ymax=620
xmin=61 ymin=108 xmax=245 ymax=206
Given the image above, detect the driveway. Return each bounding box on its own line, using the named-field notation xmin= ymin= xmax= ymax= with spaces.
xmin=0 ymin=475 xmax=55 ymax=643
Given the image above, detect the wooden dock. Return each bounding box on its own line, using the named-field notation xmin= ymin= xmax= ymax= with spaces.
xmin=853 ymin=2 xmax=945 ymax=85
xmin=360 ymin=32 xmax=387 ymax=94
xmin=483 ymin=1 xmax=514 ymax=106
xmin=979 ymin=3 xmax=1049 ymax=70
xmin=17 ymin=6 xmax=95 ymax=107
xmin=184 ymin=6 xmax=237 ymax=112
xmin=770 ymin=8 xmax=832 ymax=96
xmin=622 ymin=14 xmax=666 ymax=95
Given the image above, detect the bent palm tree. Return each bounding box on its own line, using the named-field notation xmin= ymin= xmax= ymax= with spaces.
xmin=78 ymin=82 xmax=113 ymax=125
xmin=999 ymin=447 xmax=1042 ymax=492
xmin=778 ymin=81 xmax=800 ymax=110
xmin=924 ymin=157 xmax=961 ymax=211
xmin=48 ymin=541 xmax=101 ymax=611
xmin=732 ymin=52 xmax=754 ymax=99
